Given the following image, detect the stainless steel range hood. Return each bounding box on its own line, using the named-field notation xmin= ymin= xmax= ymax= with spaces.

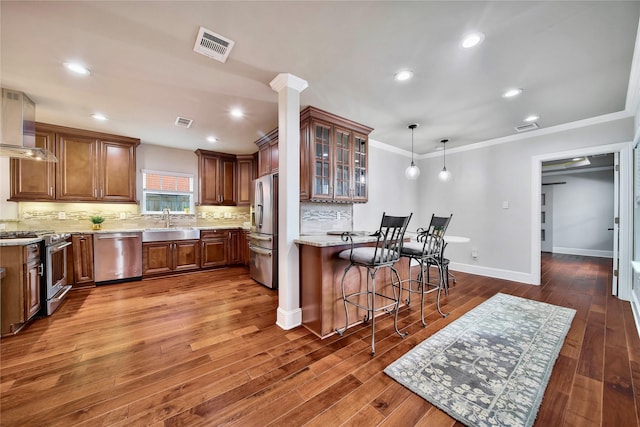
xmin=0 ymin=88 xmax=57 ymax=162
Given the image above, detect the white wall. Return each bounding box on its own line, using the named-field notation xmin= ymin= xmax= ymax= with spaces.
xmin=411 ymin=116 xmax=634 ymax=282
xmin=352 ymin=141 xmax=419 ymax=232
xmin=543 ymin=169 xmax=614 ymax=257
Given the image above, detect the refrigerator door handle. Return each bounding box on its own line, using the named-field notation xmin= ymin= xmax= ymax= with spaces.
xmin=257 ymin=181 xmax=264 ymax=229
xmin=250 ymin=245 xmax=272 ymax=256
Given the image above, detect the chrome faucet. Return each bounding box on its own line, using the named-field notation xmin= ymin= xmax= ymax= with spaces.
xmin=162 ymin=208 xmax=171 ymax=228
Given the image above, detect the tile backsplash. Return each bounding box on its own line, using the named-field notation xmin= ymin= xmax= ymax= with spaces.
xmin=300 ymin=202 xmax=352 ymax=235
xmin=0 ymin=202 xmax=250 ymax=232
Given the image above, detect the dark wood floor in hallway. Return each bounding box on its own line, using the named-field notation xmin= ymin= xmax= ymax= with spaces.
xmin=1 ymin=253 xmax=638 ymax=426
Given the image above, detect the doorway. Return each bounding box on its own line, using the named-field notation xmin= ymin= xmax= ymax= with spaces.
xmin=531 ymin=142 xmax=632 ymax=301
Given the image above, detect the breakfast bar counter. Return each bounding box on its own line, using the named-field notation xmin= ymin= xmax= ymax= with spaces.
xmin=296 ymin=234 xmax=409 ymax=338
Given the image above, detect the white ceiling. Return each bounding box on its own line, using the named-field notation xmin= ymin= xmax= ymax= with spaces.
xmin=2 ymin=1 xmax=639 ymax=156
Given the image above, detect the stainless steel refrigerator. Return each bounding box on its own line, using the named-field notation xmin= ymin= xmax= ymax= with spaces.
xmin=249 ymin=173 xmax=278 ymax=289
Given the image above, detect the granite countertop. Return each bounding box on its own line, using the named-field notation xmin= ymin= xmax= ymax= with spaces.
xmin=295 ymin=232 xmax=379 ymax=248
xmin=0 ymin=237 xmax=44 ymax=246
xmin=0 ymin=225 xmax=250 ymax=246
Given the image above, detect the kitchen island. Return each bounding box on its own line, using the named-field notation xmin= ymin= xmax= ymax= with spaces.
xmin=296 ymin=234 xmax=409 ymax=338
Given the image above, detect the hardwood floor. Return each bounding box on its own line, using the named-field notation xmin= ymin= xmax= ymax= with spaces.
xmin=1 ymin=253 xmax=639 ymax=426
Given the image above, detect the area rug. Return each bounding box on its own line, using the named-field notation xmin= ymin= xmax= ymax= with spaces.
xmin=384 ymin=293 xmax=575 ymax=427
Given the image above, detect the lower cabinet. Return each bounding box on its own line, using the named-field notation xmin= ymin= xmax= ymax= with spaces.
xmin=200 ymin=229 xmax=229 ymax=268
xmin=71 ymin=234 xmax=94 ymax=287
xmin=241 ymin=230 xmax=250 ymax=266
xmin=1 ymin=243 xmax=42 ymax=336
xmin=142 ymin=240 xmax=200 ymax=277
xmin=200 ymin=229 xmax=246 ymax=269
xmin=141 ymin=228 xmax=247 ymax=278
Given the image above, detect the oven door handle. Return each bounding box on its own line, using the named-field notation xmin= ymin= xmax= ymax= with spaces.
xmin=49 ymin=241 xmax=72 ymax=252
xmin=51 ymin=286 xmax=72 ymax=303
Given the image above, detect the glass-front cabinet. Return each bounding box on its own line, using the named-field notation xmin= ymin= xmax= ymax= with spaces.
xmin=301 ymin=106 xmax=373 ymax=203
xmin=312 ymin=120 xmax=332 ymax=200
xmin=352 ymin=134 xmax=368 ymax=202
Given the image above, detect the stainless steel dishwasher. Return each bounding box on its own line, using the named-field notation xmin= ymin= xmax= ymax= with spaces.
xmin=93 ymin=232 xmax=142 ymax=284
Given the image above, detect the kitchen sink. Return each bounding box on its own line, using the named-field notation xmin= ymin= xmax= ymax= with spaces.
xmin=142 ymin=228 xmax=200 ymax=242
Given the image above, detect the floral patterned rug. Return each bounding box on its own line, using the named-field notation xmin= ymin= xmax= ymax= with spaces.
xmin=384 ymin=293 xmax=575 ymax=427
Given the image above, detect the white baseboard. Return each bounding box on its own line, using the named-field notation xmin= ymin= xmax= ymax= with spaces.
xmin=276 ymin=306 xmax=302 ymax=330
xmin=552 ymin=247 xmax=613 ymax=258
xmin=449 ymin=262 xmax=537 ymax=285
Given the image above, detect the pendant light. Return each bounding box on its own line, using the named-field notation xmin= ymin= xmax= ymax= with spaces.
xmin=405 ymin=124 xmax=420 ymax=180
xmin=438 ymin=138 xmax=452 ymax=182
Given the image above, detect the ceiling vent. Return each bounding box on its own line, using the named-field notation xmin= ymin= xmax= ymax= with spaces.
xmin=175 ymin=116 xmax=193 ymax=128
xmin=514 ymin=122 xmax=539 ymax=133
xmin=193 ymin=27 xmax=235 ymax=63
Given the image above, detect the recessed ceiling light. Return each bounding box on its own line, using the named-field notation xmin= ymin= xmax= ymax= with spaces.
xmin=524 ymin=115 xmax=539 ymax=122
xmin=394 ymin=70 xmax=413 ymax=82
xmin=230 ymin=108 xmax=243 ymax=118
xmin=460 ymin=32 xmax=485 ymax=49
xmin=64 ymin=62 xmax=90 ymax=76
xmin=502 ymin=88 xmax=523 ymax=98
xmin=206 ymin=136 xmax=217 ymax=143
xmin=91 ymin=113 xmax=107 ymax=121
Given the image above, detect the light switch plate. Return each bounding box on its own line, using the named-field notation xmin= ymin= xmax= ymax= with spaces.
xmin=502 ymin=201 xmax=509 ymax=209
xmin=58 ymin=211 xmax=66 ymax=220
xmin=119 ymin=212 xmax=126 ymax=219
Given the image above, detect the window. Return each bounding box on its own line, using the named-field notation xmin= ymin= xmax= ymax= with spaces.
xmin=142 ymin=170 xmax=194 ymax=214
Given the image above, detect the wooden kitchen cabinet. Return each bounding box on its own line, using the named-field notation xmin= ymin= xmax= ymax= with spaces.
xmin=255 ymin=128 xmax=279 ymax=177
xmin=200 ymin=229 xmax=229 ymax=268
xmin=228 ymin=229 xmax=241 ymax=265
xmin=255 ymin=106 xmax=372 ymax=203
xmin=300 ymin=106 xmax=372 ymax=203
xmin=10 ymin=123 xmax=140 ymax=203
xmin=236 ymin=155 xmax=254 ymax=206
xmin=196 ymin=149 xmax=237 ymax=206
xmin=9 ymin=127 xmax=56 ymax=200
xmin=71 ymin=234 xmax=94 ymax=287
xmin=142 ymin=240 xmax=200 ymax=277
xmin=1 ymin=243 xmax=42 ymax=336
xmin=241 ymin=230 xmax=250 ymax=266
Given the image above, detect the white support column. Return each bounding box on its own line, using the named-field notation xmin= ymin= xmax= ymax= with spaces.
xmin=269 ymin=73 xmax=308 ymax=330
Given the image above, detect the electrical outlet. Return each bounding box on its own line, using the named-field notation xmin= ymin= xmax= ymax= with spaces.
xmin=58 ymin=211 xmax=66 ymax=220
xmin=502 ymin=201 xmax=509 ymax=209
xmin=119 ymin=212 xmax=126 ymax=219
xmin=0 ymin=223 xmax=5 ymax=230
xmin=224 ymin=212 xmax=232 ymax=219
xmin=213 ymin=212 xmax=221 ymax=219
xmin=201 ymin=212 xmax=207 ymax=219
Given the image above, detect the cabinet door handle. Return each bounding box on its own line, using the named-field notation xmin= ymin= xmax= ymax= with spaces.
xmin=38 ymin=263 xmax=44 ymax=277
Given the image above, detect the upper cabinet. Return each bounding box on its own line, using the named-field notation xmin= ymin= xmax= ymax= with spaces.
xmin=10 ymin=123 xmax=139 ymax=203
xmin=300 ymin=107 xmax=372 ymax=203
xmin=236 ymin=155 xmax=255 ymax=206
xmin=256 ymin=106 xmax=372 ymax=203
xmin=196 ymin=149 xmax=237 ymax=206
xmin=255 ymin=128 xmax=279 ymax=177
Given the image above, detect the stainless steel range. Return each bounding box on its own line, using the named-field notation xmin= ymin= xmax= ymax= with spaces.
xmin=0 ymin=231 xmax=72 ymax=315
xmin=41 ymin=232 xmax=72 ymax=315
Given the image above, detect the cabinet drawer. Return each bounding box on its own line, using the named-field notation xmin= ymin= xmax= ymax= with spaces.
xmin=200 ymin=229 xmax=230 ymax=239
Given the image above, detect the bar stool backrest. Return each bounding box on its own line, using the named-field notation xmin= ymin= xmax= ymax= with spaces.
xmin=372 ymin=212 xmax=413 ymax=265
xmin=416 ymin=213 xmax=453 ymax=258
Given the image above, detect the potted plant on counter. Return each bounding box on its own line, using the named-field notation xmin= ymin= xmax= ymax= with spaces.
xmin=90 ymin=215 xmax=105 ymax=230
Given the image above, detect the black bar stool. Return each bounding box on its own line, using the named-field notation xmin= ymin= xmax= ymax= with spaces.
xmin=335 ymin=212 xmax=412 ymax=355
xmin=400 ymin=214 xmax=452 ymax=327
